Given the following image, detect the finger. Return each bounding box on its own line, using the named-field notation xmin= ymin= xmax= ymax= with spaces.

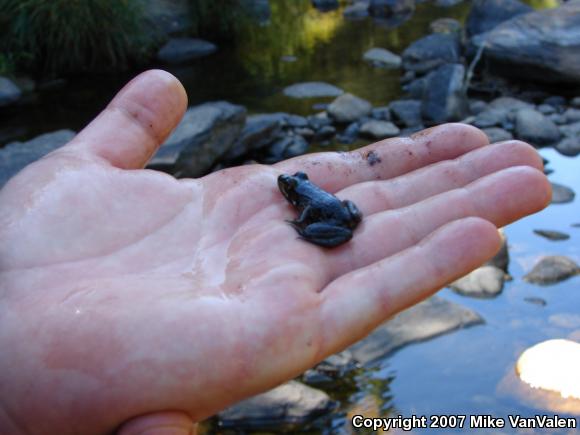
xmin=325 ymin=166 xmax=550 ymax=278
xmin=116 ymin=411 xmax=195 ymax=435
xmin=62 ymin=70 xmax=187 ymax=169
xmin=319 ymin=217 xmax=501 ymax=356
xmin=275 ymin=123 xmax=489 ymax=191
xmin=340 ymin=140 xmax=544 ymax=215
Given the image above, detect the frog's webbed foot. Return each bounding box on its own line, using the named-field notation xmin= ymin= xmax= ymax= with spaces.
xmin=296 ymin=223 xmax=353 ymax=248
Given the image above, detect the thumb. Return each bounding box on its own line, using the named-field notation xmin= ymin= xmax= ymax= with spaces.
xmin=117 ymin=411 xmax=197 ymax=435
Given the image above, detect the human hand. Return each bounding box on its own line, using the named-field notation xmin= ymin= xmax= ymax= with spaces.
xmin=0 ymin=70 xmax=551 ymax=435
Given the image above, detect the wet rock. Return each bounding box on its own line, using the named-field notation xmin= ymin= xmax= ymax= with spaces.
xmin=148 ymin=102 xmax=246 ymax=177
xmin=223 ymin=114 xmax=283 ymax=160
xmin=450 ymin=265 xmax=505 ymax=298
xmin=524 ymin=297 xmax=547 ymax=307
xmin=286 ymin=114 xmax=308 ymax=128
xmin=559 ymin=121 xmax=580 ymax=137
xmin=315 ymin=125 xmax=336 ymax=140
xmin=572 ymin=97 xmax=580 ymax=108
xmin=283 ymin=82 xmax=343 ymax=99
xmin=402 ymin=33 xmax=460 ymax=74
xmin=0 ymin=77 xmax=22 ymax=107
xmin=348 ymin=296 xmax=483 ymax=365
xmin=533 ymin=229 xmax=570 ymax=241
xmin=363 ymin=48 xmax=401 ymax=68
xmin=307 ymin=112 xmax=333 ymax=130
xmin=421 ymin=63 xmax=467 ymax=123
xmin=156 ymin=38 xmax=217 ymax=64
xmin=218 ymin=381 xmax=335 ymax=430
xmin=514 ymin=108 xmax=561 ymax=146
xmin=469 ymin=99 xmax=488 ymax=115
xmin=563 ymin=108 xmax=580 ymax=124
xmin=327 ymin=93 xmax=372 ymax=123
xmin=371 ymin=106 xmax=391 ymax=121
xmin=369 ymin=0 xmax=415 ymax=18
xmin=266 ymin=136 xmax=309 ymax=162
xmin=312 ymin=0 xmax=339 ymax=11
xmin=360 ymin=120 xmax=400 ymax=139
xmin=0 ymin=130 xmax=76 ymax=188
xmin=488 ymin=96 xmax=533 ymax=112
xmin=295 ymin=127 xmax=315 ymax=140
xmin=337 ymin=122 xmax=361 ymax=144
xmin=483 ymin=127 xmax=513 ymax=143
xmin=537 ymin=104 xmax=556 ymax=116
xmin=303 ymin=350 xmax=358 ymax=385
xmin=465 ymin=0 xmax=531 ymax=37
xmin=523 ymin=255 xmax=580 ymax=285
xmin=430 ymin=17 xmax=461 ymax=35
xmin=544 ymin=95 xmax=566 ymax=108
xmin=343 ymin=1 xmax=370 ymax=19
xmin=403 ymin=77 xmax=426 ymax=99
xmin=389 ymin=99 xmax=422 ymax=127
xmin=555 ymin=136 xmax=580 ymax=157
xmin=550 ymin=182 xmax=575 ymax=204
xmin=471 ymin=2 xmax=580 ymax=84
xmin=140 ymin=0 xmax=192 ymax=36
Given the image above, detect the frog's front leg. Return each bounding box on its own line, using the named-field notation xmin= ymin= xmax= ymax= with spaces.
xmin=296 ymin=222 xmax=353 ymax=248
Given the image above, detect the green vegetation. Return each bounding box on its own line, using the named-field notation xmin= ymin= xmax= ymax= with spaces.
xmin=0 ymin=0 xmax=153 ymax=75
xmin=188 ymin=0 xmax=245 ymax=40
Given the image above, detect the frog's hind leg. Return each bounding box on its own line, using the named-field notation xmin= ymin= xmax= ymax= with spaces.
xmin=297 ymin=223 xmax=353 ymax=248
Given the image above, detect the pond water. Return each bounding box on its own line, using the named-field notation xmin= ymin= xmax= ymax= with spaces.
xmin=3 ymin=0 xmax=578 ymax=432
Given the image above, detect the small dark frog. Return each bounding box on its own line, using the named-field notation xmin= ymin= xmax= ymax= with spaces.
xmin=278 ymin=171 xmax=362 ymax=248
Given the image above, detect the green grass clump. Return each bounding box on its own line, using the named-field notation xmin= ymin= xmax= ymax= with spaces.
xmin=0 ymin=0 xmax=153 ymax=75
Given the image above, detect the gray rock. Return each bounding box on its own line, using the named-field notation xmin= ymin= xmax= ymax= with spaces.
xmin=139 ymin=0 xmax=192 ymax=36
xmin=363 ymin=48 xmax=401 ymax=68
xmin=483 ymin=127 xmax=513 ymax=143
xmin=283 ymin=82 xmax=343 ymax=99
xmin=564 ymin=108 xmax=580 ymax=124
xmin=488 ymin=96 xmax=533 ymax=112
xmin=466 ymin=0 xmax=532 ymax=37
xmin=218 ymin=381 xmax=335 ymax=430
xmin=0 ymin=76 xmax=22 ymax=107
xmin=348 ymin=296 xmax=483 ymax=365
xmin=267 ymin=135 xmax=309 ymax=162
xmin=544 ymin=95 xmax=566 ymax=108
xmin=473 ymin=109 xmax=509 ymax=128
xmin=0 ymin=130 xmax=76 ymax=188
xmin=360 ymin=120 xmax=400 ymax=139
xmin=281 ymin=55 xmax=297 ymax=63
xmin=450 ymin=265 xmax=505 ymax=298
xmin=514 ymin=108 xmax=561 ymax=146
xmin=371 ymin=106 xmax=391 ymax=121
xmin=369 ymin=0 xmax=415 ymax=18
xmin=471 ymin=2 xmax=580 ymax=84
xmin=550 ymin=113 xmax=567 ymax=125
xmin=551 ymin=182 xmax=575 ymax=204
xmin=287 ymin=114 xmax=309 ymax=128
xmin=337 ymin=122 xmax=361 ymax=144
xmin=403 ymin=77 xmax=426 ymax=99
xmin=555 ymin=136 xmax=580 ymax=157
xmin=400 ymin=70 xmax=416 ymax=84
xmin=315 ymin=125 xmax=336 ymax=140
xmin=559 ymin=121 xmax=580 ymax=137
xmin=307 ymin=112 xmax=333 ymax=130
xmin=533 ymin=229 xmax=570 ymax=241
xmin=389 ymin=99 xmax=422 ymax=127
xmin=537 ymin=104 xmax=556 ymax=115
xmin=523 ymin=256 xmax=580 ymax=285
xmin=343 ymin=1 xmax=370 ymax=19
xmin=430 ymin=17 xmax=462 ymax=34
xmin=469 ymin=99 xmax=488 ymax=115
xmin=156 ymin=38 xmax=217 ymax=64
xmin=327 ymin=93 xmax=372 ymax=123
xmin=421 ymin=63 xmax=467 ymax=123
xmin=223 ymin=114 xmax=283 ymax=160
xmin=572 ymin=97 xmax=580 ymax=108
xmin=435 ymin=0 xmax=463 ymax=6
xmin=303 ymin=350 xmax=358 ymax=384
xmin=402 ymin=33 xmax=460 ymax=74
xmin=295 ymin=127 xmax=315 ymax=139
xmin=312 ymin=0 xmax=339 ymax=11
xmin=148 ymin=101 xmax=246 ymax=177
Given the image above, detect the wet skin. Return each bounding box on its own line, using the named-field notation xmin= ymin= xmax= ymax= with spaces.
xmin=278 ymin=171 xmax=363 ymax=247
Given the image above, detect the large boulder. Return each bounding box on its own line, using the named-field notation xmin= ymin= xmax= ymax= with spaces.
xmin=0 ymin=130 xmax=76 ymax=188
xmin=327 ymin=93 xmax=372 ymax=123
xmin=348 ymin=296 xmax=483 ymax=365
xmin=465 ymin=0 xmax=532 ymax=37
xmin=421 ymin=63 xmax=467 ymax=123
xmin=148 ymin=102 xmax=246 ymax=177
xmin=472 ymin=2 xmax=580 ymax=84
xmin=369 ymin=0 xmax=415 ymax=18
xmin=402 ymin=33 xmax=460 ymax=74
xmin=218 ymin=381 xmax=335 ymax=430
xmin=157 ymin=38 xmax=217 ymax=64
xmin=0 ymin=76 xmax=22 ymax=107
xmin=283 ymin=82 xmax=343 ymax=99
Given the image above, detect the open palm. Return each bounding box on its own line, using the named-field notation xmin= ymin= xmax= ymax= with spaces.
xmin=0 ymin=71 xmax=550 ymax=435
